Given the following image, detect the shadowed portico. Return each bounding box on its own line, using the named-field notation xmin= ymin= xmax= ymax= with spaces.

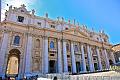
xmin=6 ymin=49 xmax=21 ymax=79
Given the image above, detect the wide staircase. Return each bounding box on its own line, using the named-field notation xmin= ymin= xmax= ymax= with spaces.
xmin=37 ymin=71 xmax=120 ymax=80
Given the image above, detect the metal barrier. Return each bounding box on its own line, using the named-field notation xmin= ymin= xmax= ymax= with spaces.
xmin=110 ymin=65 xmax=120 ymax=72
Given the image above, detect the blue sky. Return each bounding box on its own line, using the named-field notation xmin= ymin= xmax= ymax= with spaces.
xmin=2 ymin=0 xmax=120 ymax=45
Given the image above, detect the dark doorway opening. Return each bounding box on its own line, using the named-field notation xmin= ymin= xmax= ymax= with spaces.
xmin=86 ymin=65 xmax=89 ymax=71
xmin=76 ymin=62 xmax=81 ymax=73
xmin=94 ymin=63 xmax=98 ymax=70
xmin=68 ymin=66 xmax=71 ymax=72
xmin=109 ymin=60 xmax=113 ymax=65
xmin=49 ymin=60 xmax=56 ymax=73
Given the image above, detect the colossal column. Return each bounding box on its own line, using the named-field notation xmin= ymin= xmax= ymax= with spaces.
xmin=104 ymin=49 xmax=110 ymax=69
xmin=43 ymin=37 xmax=49 ymax=73
xmin=96 ymin=47 xmax=102 ymax=70
xmin=0 ymin=31 xmax=9 ymax=78
xmin=81 ymin=44 xmax=87 ymax=72
xmin=71 ymin=41 xmax=76 ymax=73
xmin=25 ymin=34 xmax=33 ymax=76
xmin=57 ymin=39 xmax=62 ymax=73
xmin=63 ymin=40 xmax=68 ymax=73
xmin=111 ymin=51 xmax=116 ymax=64
xmin=87 ymin=45 xmax=94 ymax=72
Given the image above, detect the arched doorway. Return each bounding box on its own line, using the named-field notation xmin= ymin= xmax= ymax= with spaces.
xmin=6 ymin=49 xmax=20 ymax=78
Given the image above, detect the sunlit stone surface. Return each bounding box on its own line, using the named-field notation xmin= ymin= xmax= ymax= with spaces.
xmin=0 ymin=4 xmax=116 ymax=79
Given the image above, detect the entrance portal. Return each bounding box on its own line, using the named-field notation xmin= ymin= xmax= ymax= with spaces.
xmin=76 ymin=62 xmax=81 ymax=73
xmin=49 ymin=60 xmax=56 ymax=73
xmin=94 ymin=63 xmax=98 ymax=70
xmin=109 ymin=60 xmax=113 ymax=65
xmin=6 ymin=49 xmax=20 ymax=78
xmin=6 ymin=56 xmax=19 ymax=74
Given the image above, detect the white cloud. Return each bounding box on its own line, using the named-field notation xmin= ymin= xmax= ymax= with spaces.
xmin=1 ymin=0 xmax=36 ymax=21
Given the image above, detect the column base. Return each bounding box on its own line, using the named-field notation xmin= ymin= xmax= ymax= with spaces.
xmin=89 ymin=70 xmax=94 ymax=73
xmin=62 ymin=72 xmax=69 ymax=75
xmin=24 ymin=73 xmax=33 ymax=79
xmin=80 ymin=71 xmax=87 ymax=73
xmin=17 ymin=73 xmax=24 ymax=80
xmin=0 ymin=74 xmax=5 ymax=79
xmin=98 ymin=69 xmax=102 ymax=71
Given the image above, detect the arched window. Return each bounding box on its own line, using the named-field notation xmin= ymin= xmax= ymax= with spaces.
xmin=14 ymin=36 xmax=20 ymax=45
xmin=36 ymin=39 xmax=40 ymax=48
xmin=74 ymin=45 xmax=78 ymax=52
xmin=50 ymin=41 xmax=54 ymax=49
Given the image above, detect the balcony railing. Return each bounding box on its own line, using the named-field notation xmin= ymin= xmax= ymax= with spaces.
xmin=49 ymin=48 xmax=57 ymax=52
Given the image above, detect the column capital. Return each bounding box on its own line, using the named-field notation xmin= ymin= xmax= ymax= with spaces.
xmin=41 ymin=36 xmax=48 ymax=40
xmin=2 ymin=29 xmax=10 ymax=33
xmin=80 ymin=42 xmax=84 ymax=46
xmin=70 ymin=40 xmax=74 ymax=43
xmin=62 ymin=39 xmax=67 ymax=42
xmin=95 ymin=46 xmax=99 ymax=48
xmin=25 ymin=32 xmax=33 ymax=37
xmin=57 ymin=38 xmax=62 ymax=41
xmin=44 ymin=36 xmax=48 ymax=39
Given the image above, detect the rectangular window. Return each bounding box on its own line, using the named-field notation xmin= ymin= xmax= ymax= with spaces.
xmin=67 ymin=55 xmax=70 ymax=58
xmin=17 ymin=16 xmax=24 ymax=23
xmin=51 ymin=25 xmax=55 ymax=28
xmin=50 ymin=54 xmax=54 ymax=56
xmin=37 ymin=22 xmax=41 ymax=26
xmin=65 ymin=27 xmax=68 ymax=30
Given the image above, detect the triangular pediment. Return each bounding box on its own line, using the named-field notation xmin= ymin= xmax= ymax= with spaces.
xmin=63 ymin=27 xmax=88 ymax=38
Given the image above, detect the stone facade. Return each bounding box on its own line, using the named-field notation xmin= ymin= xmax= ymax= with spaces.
xmin=112 ymin=44 xmax=120 ymax=63
xmin=0 ymin=4 xmax=116 ymax=79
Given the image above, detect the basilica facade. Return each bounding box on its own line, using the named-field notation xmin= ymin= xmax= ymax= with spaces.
xmin=0 ymin=4 xmax=116 ymax=79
